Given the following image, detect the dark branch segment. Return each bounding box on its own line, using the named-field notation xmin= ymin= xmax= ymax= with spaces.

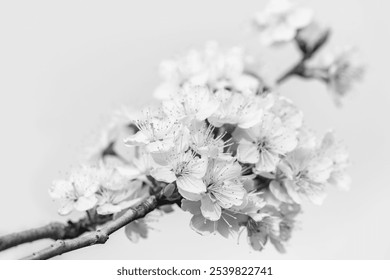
xmin=21 ymin=196 xmax=158 ymax=260
xmin=0 ymin=213 xmax=111 ymax=252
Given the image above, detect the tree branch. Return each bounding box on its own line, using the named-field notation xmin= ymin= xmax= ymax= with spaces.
xmin=21 ymin=195 xmax=159 ymax=260
xmin=0 ymin=214 xmax=111 ymax=252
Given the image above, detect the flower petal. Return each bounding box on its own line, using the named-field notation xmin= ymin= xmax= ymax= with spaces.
xmin=237 ymin=142 xmax=259 ymax=164
xmin=200 ymin=194 xmax=222 ymax=221
xmin=181 ymin=199 xmax=202 ymax=215
xmin=124 ymin=131 xmax=149 ymax=146
xmin=190 ymin=214 xmax=216 ymax=235
xmin=176 ymin=175 xmax=207 ymax=198
xmin=269 ymin=180 xmax=292 ymax=203
xmin=150 ymin=167 xmax=176 ymax=183
xmin=73 ymin=195 xmax=98 ymax=212
xmin=187 ymin=156 xmax=208 ymax=178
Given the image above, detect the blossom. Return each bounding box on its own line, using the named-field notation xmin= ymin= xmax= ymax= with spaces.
xmin=245 ymin=208 xmax=281 ymax=251
xmin=150 ymin=146 xmax=208 ymax=201
xmin=270 ymin=96 xmax=303 ymax=129
xmin=188 ymin=121 xmax=231 ymax=158
xmin=124 ymin=219 xmax=149 ymax=243
xmin=199 ymin=158 xmax=246 ymax=221
xmin=253 ymin=0 xmax=313 ymax=46
xmin=162 ymin=84 xmax=219 ymax=122
xmin=208 ymin=90 xmax=274 ymax=129
xmin=319 ymin=47 xmax=365 ymax=105
xmin=86 ymin=108 xmax=141 ymax=163
xmin=246 ymin=203 xmax=300 ymax=252
xmin=318 ymin=131 xmax=351 ymax=190
xmin=270 ymin=148 xmax=333 ymax=205
xmin=49 ymin=165 xmax=101 ymax=215
xmin=269 ymin=203 xmax=300 ymax=253
xmin=233 ymin=112 xmax=298 ymax=173
xmin=181 ymin=200 xmax=241 ymax=238
xmin=96 ymin=167 xmax=148 ymax=215
xmin=154 ymin=42 xmax=260 ymax=99
xmin=124 ymin=110 xmax=181 ymax=153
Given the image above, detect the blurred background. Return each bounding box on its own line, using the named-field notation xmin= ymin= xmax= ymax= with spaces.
xmin=0 ymin=0 xmax=388 ymax=259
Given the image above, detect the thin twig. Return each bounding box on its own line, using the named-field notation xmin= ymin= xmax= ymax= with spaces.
xmin=21 ymin=195 xmax=159 ymax=260
xmin=276 ymin=29 xmax=331 ymax=85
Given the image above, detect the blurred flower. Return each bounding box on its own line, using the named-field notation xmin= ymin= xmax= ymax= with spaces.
xmin=182 ymin=200 xmax=241 ymax=238
xmin=253 ymin=0 xmax=313 ymax=46
xmin=49 ymin=165 xmax=102 ymax=215
xmin=124 ymin=219 xmax=149 ymax=243
xmin=318 ymin=131 xmax=351 ymax=191
xmin=96 ymin=167 xmax=148 ymax=215
xmin=270 ymin=148 xmax=333 ymax=205
xmin=271 ymin=96 xmax=303 ymax=129
xmin=154 ymin=42 xmax=260 ymax=99
xmin=319 ymin=47 xmax=365 ymax=105
xmin=295 ymin=21 xmax=330 ymax=56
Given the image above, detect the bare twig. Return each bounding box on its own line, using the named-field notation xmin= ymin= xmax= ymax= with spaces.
xmin=276 ymin=29 xmax=331 ymax=85
xmin=21 ymin=195 xmax=159 ymax=260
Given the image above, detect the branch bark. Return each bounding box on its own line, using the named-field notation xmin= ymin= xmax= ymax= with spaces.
xmin=0 ymin=215 xmax=107 ymax=252
xmin=21 ymin=195 xmax=159 ymax=260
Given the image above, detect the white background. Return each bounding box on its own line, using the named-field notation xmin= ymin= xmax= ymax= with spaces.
xmin=0 ymin=0 xmax=388 ymax=259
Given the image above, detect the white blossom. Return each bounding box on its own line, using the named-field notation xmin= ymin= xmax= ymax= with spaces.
xmin=162 ymin=84 xmax=219 ymax=122
xmin=233 ymin=112 xmax=298 ymax=173
xmin=199 ymin=158 xmax=246 ymax=221
xmin=181 ymin=199 xmax=241 ymax=238
xmin=124 ymin=110 xmax=181 ymax=153
xmin=150 ymin=143 xmax=208 ymax=201
xmin=270 ymin=148 xmax=333 ymax=205
xmin=154 ymin=42 xmax=260 ymax=99
xmin=49 ymin=165 xmax=102 ymax=215
xmin=96 ymin=167 xmax=148 ymax=215
xmin=208 ymin=90 xmax=274 ymax=129
xmin=253 ymin=0 xmax=313 ymax=46
xmin=188 ymin=121 xmax=231 ymax=158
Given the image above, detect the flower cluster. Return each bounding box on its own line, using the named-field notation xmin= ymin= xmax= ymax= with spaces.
xmin=49 ymin=0 xmax=361 ymax=253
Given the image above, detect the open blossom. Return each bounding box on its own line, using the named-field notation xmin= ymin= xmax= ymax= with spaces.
xmin=124 ymin=110 xmax=181 ymax=153
xmin=188 ymin=121 xmax=231 ymax=158
xmin=319 ymin=47 xmax=365 ymax=104
xmin=96 ymin=167 xmax=148 ymax=215
xmin=237 ymin=192 xmax=300 ymax=252
xmin=154 ymin=42 xmax=260 ymax=99
xmin=245 ymin=208 xmax=281 ymax=251
xmin=181 ymin=199 xmax=241 ymax=238
xmin=233 ymin=112 xmax=298 ymax=173
xmin=49 ymin=165 xmax=102 ymax=215
xmin=208 ymin=90 xmax=274 ymax=129
xmin=270 ymin=148 xmax=333 ymax=205
xmin=162 ymin=84 xmax=219 ymax=122
xmin=150 ymin=145 xmax=208 ymax=201
xmin=253 ymin=0 xmax=313 ymax=46
xmin=86 ymin=108 xmax=141 ymax=163
xmin=199 ymin=158 xmax=246 ymax=221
